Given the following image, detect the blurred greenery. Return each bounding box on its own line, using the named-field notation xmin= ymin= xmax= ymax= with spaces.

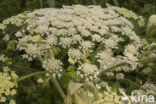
xmin=0 ymin=0 xmax=156 ymax=22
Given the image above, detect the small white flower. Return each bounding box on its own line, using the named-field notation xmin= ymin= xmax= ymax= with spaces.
xmin=80 ymin=28 xmax=91 ymax=37
xmin=77 ymin=63 xmax=99 ymax=81
xmin=3 ymin=34 xmax=9 ymax=42
xmin=45 ymin=36 xmax=57 ymax=46
xmin=97 ymin=50 xmax=112 ymax=62
xmin=68 ymin=48 xmax=82 ymax=64
xmin=25 ymin=44 xmax=38 ymax=56
xmin=116 ymin=73 xmax=124 ymax=80
xmin=43 ymin=58 xmax=63 ymax=78
xmin=80 ymin=41 xmax=94 ymax=51
xmin=15 ymin=31 xmax=22 ymax=37
xmin=72 ymin=35 xmax=82 ymax=43
xmin=60 ymin=37 xmax=72 ymax=48
xmin=124 ymin=53 xmax=138 ymax=62
xmin=125 ymin=44 xmax=138 ymax=54
xmin=104 ymin=39 xmax=117 ymax=48
xmin=105 ymin=72 xmax=114 ymax=76
xmin=0 ymin=54 xmax=8 ymax=62
xmin=92 ymin=34 xmax=102 ymax=42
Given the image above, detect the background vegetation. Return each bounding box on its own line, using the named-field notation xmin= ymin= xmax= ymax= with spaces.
xmin=0 ymin=0 xmax=156 ymax=22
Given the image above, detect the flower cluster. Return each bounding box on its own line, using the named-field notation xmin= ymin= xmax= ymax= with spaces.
xmin=132 ymin=83 xmax=156 ymax=104
xmin=0 ymin=5 xmax=144 ymax=81
xmin=106 ymin=4 xmax=145 ymax=27
xmin=93 ymin=85 xmax=130 ymax=104
xmin=0 ymin=67 xmax=18 ymax=104
xmin=0 ymin=54 xmax=8 ymax=62
xmin=42 ymin=58 xmax=63 ymax=78
xmin=133 ymin=83 xmax=156 ymax=97
xmin=77 ymin=63 xmax=99 ymax=81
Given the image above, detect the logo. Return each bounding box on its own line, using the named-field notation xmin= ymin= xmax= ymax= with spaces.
xmin=122 ymin=92 xmax=155 ymax=103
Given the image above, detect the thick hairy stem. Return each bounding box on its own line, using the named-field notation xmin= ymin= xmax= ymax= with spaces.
xmin=37 ymin=55 xmax=66 ymax=101
xmin=17 ymin=71 xmax=46 ymax=82
xmin=90 ymin=43 xmax=104 ymax=63
xmin=60 ymin=49 xmax=68 ymax=60
xmin=124 ymin=78 xmax=146 ymax=91
xmin=17 ymin=70 xmax=79 ymax=83
xmin=98 ymin=62 xmax=128 ymax=77
xmin=51 ymin=76 xmax=66 ymax=100
xmin=138 ymin=57 xmax=156 ymax=63
xmin=98 ymin=57 xmax=156 ymax=77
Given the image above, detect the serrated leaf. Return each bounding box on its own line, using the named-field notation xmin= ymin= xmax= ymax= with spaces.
xmin=74 ymin=93 xmax=87 ymax=104
xmin=68 ymin=81 xmax=83 ymax=96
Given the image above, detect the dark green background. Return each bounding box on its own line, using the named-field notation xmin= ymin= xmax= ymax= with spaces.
xmin=0 ymin=0 xmax=156 ymax=22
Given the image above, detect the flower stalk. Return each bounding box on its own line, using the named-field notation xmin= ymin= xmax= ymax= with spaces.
xmin=124 ymin=78 xmax=146 ymax=91
xmin=17 ymin=71 xmax=46 ymax=82
xmin=50 ymin=75 xmax=66 ymax=100
xmin=37 ymin=55 xmax=67 ymax=101
xmin=98 ymin=62 xmax=128 ymax=77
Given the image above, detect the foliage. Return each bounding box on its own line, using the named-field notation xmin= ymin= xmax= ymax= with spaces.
xmin=0 ymin=0 xmax=155 ymax=22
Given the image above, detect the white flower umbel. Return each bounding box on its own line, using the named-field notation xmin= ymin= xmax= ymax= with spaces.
xmin=77 ymin=63 xmax=99 ymax=81
xmin=43 ymin=58 xmax=63 ymax=78
xmin=80 ymin=41 xmax=94 ymax=52
xmin=0 ymin=67 xmax=18 ymax=103
xmin=107 ymin=4 xmax=145 ymax=27
xmin=92 ymin=34 xmax=102 ymax=42
xmin=68 ymin=48 xmax=82 ymax=64
xmin=0 ymin=5 xmax=145 ymax=81
xmin=44 ymin=36 xmax=57 ymax=46
xmin=0 ymin=54 xmax=8 ymax=62
xmin=93 ymin=86 xmax=126 ymax=104
xmin=124 ymin=43 xmax=140 ymax=62
xmin=25 ymin=44 xmax=38 ymax=56
xmin=116 ymin=73 xmax=124 ymax=80
xmin=60 ymin=37 xmax=72 ymax=48
xmin=97 ymin=49 xmax=112 ymax=62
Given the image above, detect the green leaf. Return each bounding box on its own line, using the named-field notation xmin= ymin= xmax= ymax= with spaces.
xmin=112 ymin=82 xmax=120 ymax=92
xmin=48 ymin=0 xmax=55 ymax=7
xmin=74 ymin=93 xmax=87 ymax=104
xmin=142 ymin=4 xmax=152 ymax=13
xmin=68 ymin=81 xmax=83 ymax=95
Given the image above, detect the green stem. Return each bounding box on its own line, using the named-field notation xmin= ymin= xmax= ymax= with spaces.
xmin=51 ymin=76 xmax=66 ymax=100
xmin=17 ymin=71 xmax=46 ymax=82
xmin=124 ymin=78 xmax=146 ymax=91
xmin=138 ymin=57 xmax=156 ymax=63
xmin=90 ymin=43 xmax=104 ymax=63
xmin=61 ymin=72 xmax=80 ymax=82
xmin=98 ymin=57 xmax=156 ymax=77
xmin=38 ymin=55 xmax=43 ymax=62
xmin=60 ymin=49 xmax=68 ymax=60
xmin=113 ymin=0 xmax=119 ymax=7
xmin=39 ymin=0 xmax=43 ymax=8
xmin=37 ymin=55 xmax=66 ymax=101
xmin=48 ymin=0 xmax=55 ymax=7
xmin=98 ymin=62 xmax=128 ymax=77
xmin=11 ymin=65 xmax=38 ymax=71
